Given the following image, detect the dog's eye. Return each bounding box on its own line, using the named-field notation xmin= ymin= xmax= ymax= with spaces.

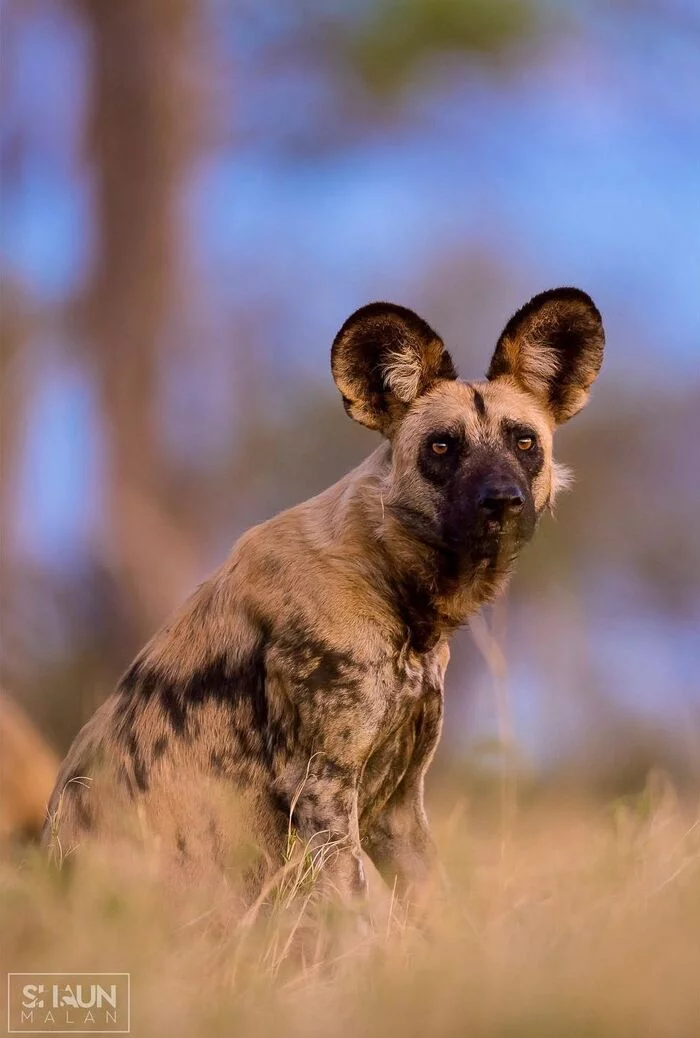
xmin=431 ymin=442 xmax=449 ymax=456
xmin=517 ymin=436 xmax=534 ymax=451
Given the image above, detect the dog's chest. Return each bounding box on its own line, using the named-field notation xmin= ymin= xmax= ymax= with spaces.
xmin=357 ymin=646 xmax=445 ymax=827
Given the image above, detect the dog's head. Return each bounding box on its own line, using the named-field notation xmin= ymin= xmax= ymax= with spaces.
xmin=332 ymin=288 xmax=604 ymax=591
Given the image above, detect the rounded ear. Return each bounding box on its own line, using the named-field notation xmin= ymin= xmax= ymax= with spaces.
xmin=487 ymin=288 xmax=604 ymax=424
xmin=331 ymin=302 xmax=457 ymax=434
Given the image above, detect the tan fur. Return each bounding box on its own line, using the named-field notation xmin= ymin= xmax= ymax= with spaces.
xmin=383 ymin=335 xmax=448 ymax=403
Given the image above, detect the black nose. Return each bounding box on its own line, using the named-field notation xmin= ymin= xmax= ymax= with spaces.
xmin=477 ymin=483 xmax=525 ymax=519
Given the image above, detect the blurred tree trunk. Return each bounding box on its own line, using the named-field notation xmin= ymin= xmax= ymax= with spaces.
xmin=79 ymin=0 xmax=202 ymax=646
xmin=0 ymin=283 xmax=28 ymax=571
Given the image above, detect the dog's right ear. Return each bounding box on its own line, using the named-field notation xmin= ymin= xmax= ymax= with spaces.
xmin=331 ymin=302 xmax=457 ymax=435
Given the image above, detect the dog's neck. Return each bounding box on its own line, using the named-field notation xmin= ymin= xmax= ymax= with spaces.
xmin=328 ymin=446 xmax=508 ymax=654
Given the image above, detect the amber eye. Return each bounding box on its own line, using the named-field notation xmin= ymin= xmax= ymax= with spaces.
xmin=517 ymin=436 xmax=534 ymax=451
xmin=431 ymin=442 xmax=449 ymax=456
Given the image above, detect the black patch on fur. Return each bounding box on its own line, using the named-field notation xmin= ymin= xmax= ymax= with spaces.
xmin=276 ymin=623 xmax=362 ymax=708
xmin=158 ymin=680 xmax=188 ymax=736
xmin=152 ymin=735 xmax=169 ymax=760
xmin=472 ymin=386 xmax=487 ymax=419
xmin=176 ymin=830 xmax=188 ymax=857
xmin=270 ymin=789 xmax=291 ymax=820
xmin=127 ymin=732 xmax=149 ymax=793
xmin=114 ymin=612 xmax=302 ymax=779
xmin=386 ymin=561 xmax=458 ymax=654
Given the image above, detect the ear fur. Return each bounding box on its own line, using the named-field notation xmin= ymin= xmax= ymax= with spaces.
xmin=331 ymin=302 xmax=457 ymax=434
xmin=487 ymin=287 xmax=604 ymax=424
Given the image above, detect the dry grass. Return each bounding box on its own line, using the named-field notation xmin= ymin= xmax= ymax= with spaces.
xmin=2 ymin=780 xmax=699 ymax=1038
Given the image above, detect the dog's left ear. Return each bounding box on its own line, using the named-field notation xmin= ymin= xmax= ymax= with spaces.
xmin=487 ymin=288 xmax=604 ymax=424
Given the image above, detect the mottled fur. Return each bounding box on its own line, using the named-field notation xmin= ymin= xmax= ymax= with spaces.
xmin=45 ymin=288 xmax=604 ymax=909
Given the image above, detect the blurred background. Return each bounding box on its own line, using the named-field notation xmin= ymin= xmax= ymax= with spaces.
xmin=1 ymin=0 xmax=699 ymax=802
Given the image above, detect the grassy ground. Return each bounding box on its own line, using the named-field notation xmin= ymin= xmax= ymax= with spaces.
xmin=2 ymin=781 xmax=699 ymax=1038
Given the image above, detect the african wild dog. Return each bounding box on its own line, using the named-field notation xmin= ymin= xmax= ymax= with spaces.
xmin=45 ymin=288 xmax=604 ymax=907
